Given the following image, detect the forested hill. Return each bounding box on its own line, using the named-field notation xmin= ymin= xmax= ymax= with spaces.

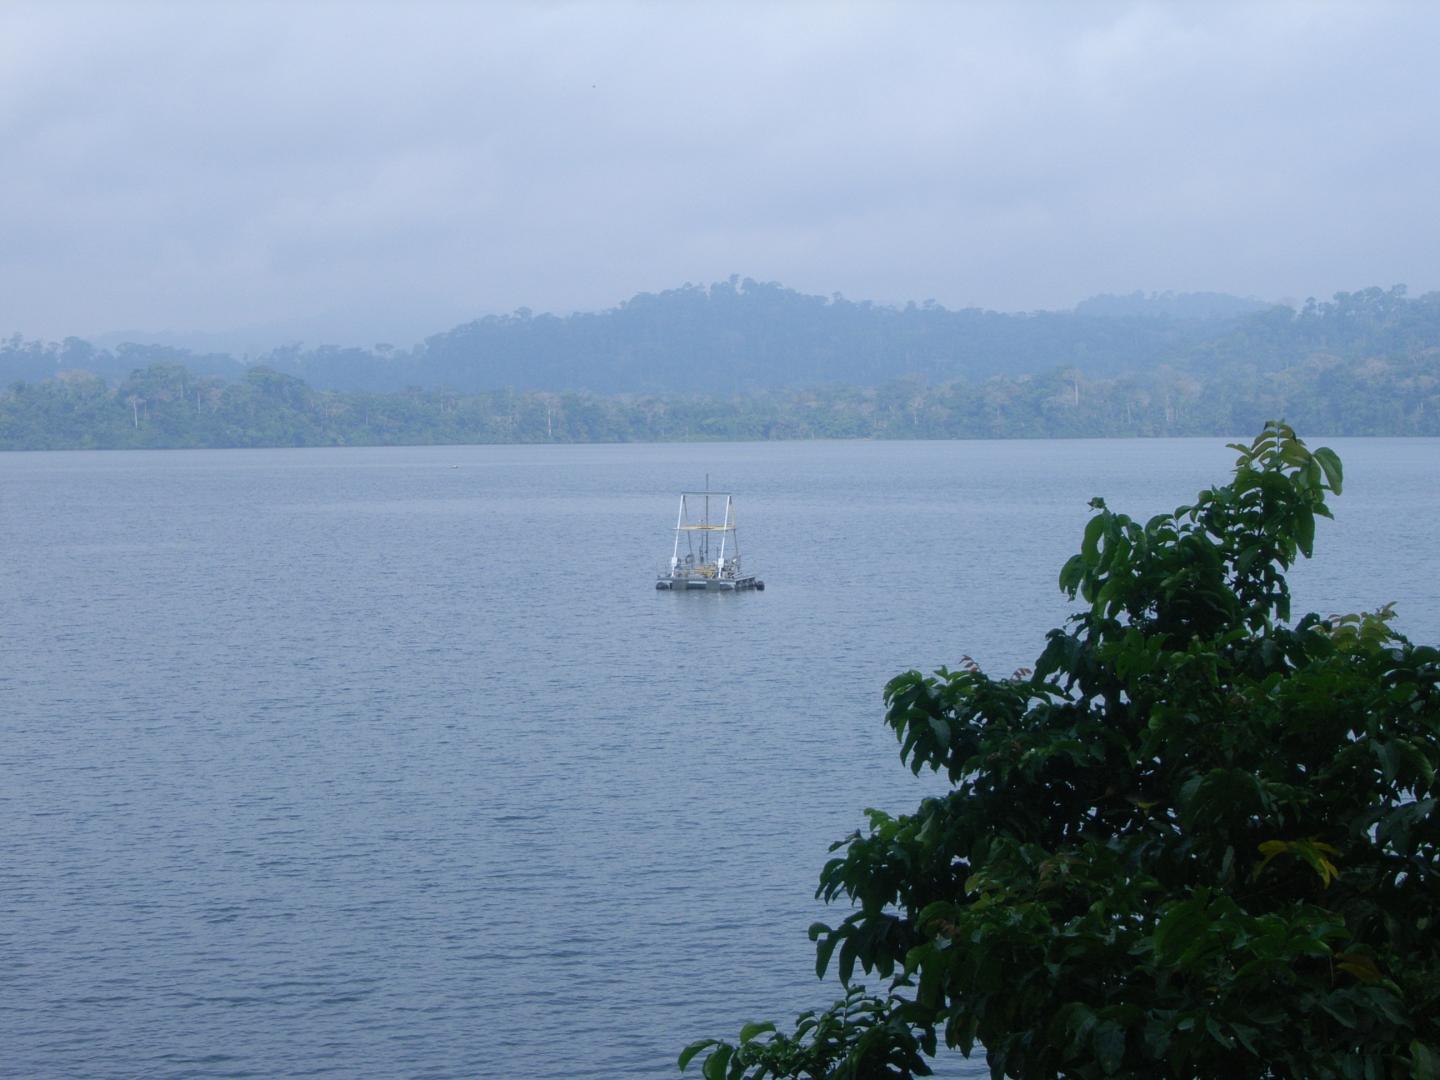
xmin=10 ymin=280 xmax=1435 ymax=398
xmin=3 ymin=281 xmax=1439 ymax=448
xmin=3 ymin=335 xmax=1437 ymax=450
xmin=409 ymin=280 xmax=1232 ymax=394
xmin=420 ymin=282 xmax=1435 ymax=394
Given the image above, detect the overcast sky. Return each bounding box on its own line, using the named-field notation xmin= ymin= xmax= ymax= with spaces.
xmin=2 ymin=1 xmax=1436 ymax=345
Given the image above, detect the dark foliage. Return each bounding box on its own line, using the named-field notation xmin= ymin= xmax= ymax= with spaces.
xmin=682 ymin=424 xmax=1439 ymax=1079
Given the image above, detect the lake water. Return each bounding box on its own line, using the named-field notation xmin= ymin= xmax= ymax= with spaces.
xmin=2 ymin=437 xmax=1436 ymax=1079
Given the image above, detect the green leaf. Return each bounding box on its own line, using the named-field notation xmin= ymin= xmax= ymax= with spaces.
xmin=1059 ymin=554 xmax=1086 ymax=594
xmin=1093 ymin=1020 xmax=1126 ymax=1075
xmin=1230 ymin=1022 xmax=1260 ymax=1055
xmin=838 ymin=935 xmax=858 ymax=985
xmin=1154 ymin=899 xmax=1208 ymax=961
xmin=1413 ymin=1041 xmax=1438 ymax=1080
xmin=1235 ymin=544 xmax=1262 ymax=575
xmin=814 ymin=931 xmax=840 ymax=979
xmin=1373 ymin=740 xmax=1400 ymax=784
xmin=915 ymin=945 xmax=944 ymax=1007
xmin=739 ymin=1021 xmax=775 ymax=1044
xmin=701 ymin=1043 xmax=732 ymax=1080
xmin=1060 ymin=1002 xmax=1097 ymax=1048
xmin=927 ymin=716 xmax=952 ymax=747
xmin=678 ymin=1040 xmax=717 ymax=1072
xmin=1082 ymin=514 xmax=1106 ymax=567
xmin=1314 ymin=446 xmax=1344 ymax=494
xmin=1204 ymin=1015 xmax=1233 ymax=1049
xmin=1096 ymin=576 xmax=1126 ymax=616
xmin=1295 ymin=507 xmax=1315 ymax=559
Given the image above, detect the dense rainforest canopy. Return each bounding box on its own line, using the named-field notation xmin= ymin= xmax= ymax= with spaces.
xmin=2 ymin=281 xmax=1437 ymax=448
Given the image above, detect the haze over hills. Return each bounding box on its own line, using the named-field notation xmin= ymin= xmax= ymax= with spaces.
xmin=4 ymin=278 xmax=1301 ymax=395
xmin=83 ymin=297 xmax=478 ymax=362
xmin=1072 ymin=291 xmax=1272 ymax=321
xmin=78 ymin=286 xmax=1273 ymax=363
xmin=3 ymin=279 xmax=1437 ymax=449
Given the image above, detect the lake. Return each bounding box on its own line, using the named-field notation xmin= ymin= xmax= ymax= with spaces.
xmin=2 ymin=437 xmax=1436 ymax=1079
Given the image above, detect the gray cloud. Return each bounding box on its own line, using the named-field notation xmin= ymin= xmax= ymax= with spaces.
xmin=2 ymin=0 xmax=1437 ymax=344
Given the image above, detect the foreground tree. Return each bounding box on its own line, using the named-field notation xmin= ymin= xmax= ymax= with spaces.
xmin=683 ymin=422 xmax=1439 ymax=1079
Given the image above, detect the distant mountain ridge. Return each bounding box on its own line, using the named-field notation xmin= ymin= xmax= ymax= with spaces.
xmin=1074 ymin=290 xmax=1271 ymax=321
xmin=404 ymin=279 xmax=1237 ymax=395
xmin=5 ymin=282 xmax=1439 ymax=449
xmin=4 ymin=279 xmax=1434 ymax=397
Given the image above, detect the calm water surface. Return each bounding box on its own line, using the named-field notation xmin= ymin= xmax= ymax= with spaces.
xmin=3 ymin=438 xmax=1437 ymax=1079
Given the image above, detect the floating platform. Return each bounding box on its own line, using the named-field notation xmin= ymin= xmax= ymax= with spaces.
xmin=655 ymin=487 xmax=764 ymax=593
xmin=656 ymin=574 xmax=764 ymax=591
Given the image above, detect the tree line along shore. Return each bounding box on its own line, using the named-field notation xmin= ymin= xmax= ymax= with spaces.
xmin=0 ymin=353 xmax=1436 ymax=451
xmin=4 ymin=281 xmax=1437 ymax=449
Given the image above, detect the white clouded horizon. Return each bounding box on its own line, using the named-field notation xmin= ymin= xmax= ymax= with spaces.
xmin=1 ymin=1 xmax=1435 ymax=345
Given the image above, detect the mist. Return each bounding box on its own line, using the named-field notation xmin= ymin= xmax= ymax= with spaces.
xmin=2 ymin=1 xmax=1438 ymax=345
